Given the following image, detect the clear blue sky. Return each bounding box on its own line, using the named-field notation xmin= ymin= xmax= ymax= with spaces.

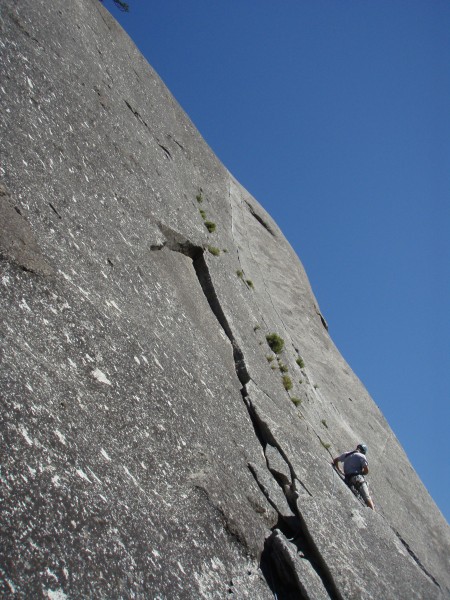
xmin=103 ymin=0 xmax=450 ymax=524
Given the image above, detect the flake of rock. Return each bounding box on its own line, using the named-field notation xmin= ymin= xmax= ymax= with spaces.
xmin=248 ymin=462 xmax=294 ymax=521
xmin=268 ymin=529 xmax=330 ymax=600
xmin=265 ymin=444 xmax=292 ymax=488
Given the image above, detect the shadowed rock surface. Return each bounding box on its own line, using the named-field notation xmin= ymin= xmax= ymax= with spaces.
xmin=1 ymin=1 xmax=449 ymax=598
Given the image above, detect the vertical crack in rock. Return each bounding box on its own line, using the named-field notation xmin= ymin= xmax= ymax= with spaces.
xmin=168 ymin=134 xmax=185 ymax=151
xmin=152 ymin=222 xmax=250 ymax=385
xmin=124 ymin=99 xmax=149 ymax=128
xmin=48 ymin=202 xmax=62 ymax=219
xmin=393 ymin=530 xmax=441 ymax=589
xmin=4 ymin=8 xmax=42 ymax=47
xmin=228 ymin=179 xmax=270 ymax=332
xmin=314 ymin=304 xmax=329 ymax=331
xmin=244 ymin=396 xmax=343 ymax=600
xmin=192 ymin=252 xmax=250 ymax=386
xmin=244 ymin=393 xmax=312 ymax=499
xmin=152 ymin=222 xmax=342 ymax=599
xmin=233 ymin=194 xmax=291 ymax=339
xmin=157 ymin=143 xmax=172 ymax=160
xmin=262 ymin=528 xmax=333 ymax=600
xmin=245 ymin=201 xmax=276 ymax=237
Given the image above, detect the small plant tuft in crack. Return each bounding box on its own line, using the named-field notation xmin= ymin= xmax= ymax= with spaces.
xmin=204 ymin=220 xmax=216 ymax=233
xmin=199 ymin=209 xmax=206 ymax=220
xmin=196 ymin=193 xmax=203 ymax=203
xmin=207 ymin=246 xmax=220 ymax=256
xmin=236 ymin=270 xmax=244 ymax=279
xmin=291 ymin=397 xmax=302 ymax=407
xmin=282 ymin=375 xmax=293 ymax=391
xmin=266 ymin=333 xmax=284 ymax=354
xmin=321 ymin=419 xmax=328 ymax=429
xmin=245 ymin=279 xmax=254 ymax=289
xmin=296 ymin=357 xmax=305 ymax=369
xmin=253 ymin=324 xmax=261 ymax=332
xmin=266 ymin=355 xmax=274 ymax=363
xmin=277 ymin=361 xmax=288 ymax=373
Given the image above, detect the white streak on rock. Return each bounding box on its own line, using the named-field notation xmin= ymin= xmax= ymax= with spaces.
xmin=87 ymin=468 xmax=102 ymax=484
xmin=46 ymin=589 xmax=68 ymax=600
xmin=154 ymin=356 xmax=163 ymax=370
xmin=100 ymin=448 xmax=111 ymax=461
xmin=19 ymin=298 xmax=31 ymax=312
xmin=92 ymin=368 xmax=111 ymax=386
xmin=118 ymin=231 xmax=131 ymax=246
xmin=181 ymin=366 xmax=192 ymax=378
xmin=123 ymin=466 xmax=139 ymax=486
xmin=110 ymin=300 xmax=121 ymax=312
xmin=5 ymin=578 xmax=16 ymax=594
xmin=134 ymin=356 xmax=140 ymax=365
xmin=54 ymin=430 xmax=67 ymax=445
xmin=20 ymin=426 xmax=33 ymax=446
xmin=76 ymin=469 xmax=91 ymax=483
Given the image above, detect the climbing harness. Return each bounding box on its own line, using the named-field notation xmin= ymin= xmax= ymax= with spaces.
xmin=347 ymin=475 xmax=369 ymax=506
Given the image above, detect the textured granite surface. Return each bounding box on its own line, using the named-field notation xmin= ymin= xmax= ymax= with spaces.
xmin=1 ymin=1 xmax=449 ymax=598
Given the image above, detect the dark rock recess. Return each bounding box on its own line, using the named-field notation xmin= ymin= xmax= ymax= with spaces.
xmin=1 ymin=1 xmax=449 ymax=598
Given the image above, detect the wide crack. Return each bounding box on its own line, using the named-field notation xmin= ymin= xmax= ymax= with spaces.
xmin=193 ymin=251 xmax=250 ymax=386
xmin=152 ymin=222 xmax=341 ymax=599
xmin=244 ymin=396 xmax=342 ymax=600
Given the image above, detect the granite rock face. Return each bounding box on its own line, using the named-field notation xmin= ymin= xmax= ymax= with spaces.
xmin=1 ymin=1 xmax=449 ymax=598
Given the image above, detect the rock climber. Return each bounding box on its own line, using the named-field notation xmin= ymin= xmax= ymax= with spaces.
xmin=333 ymin=443 xmax=375 ymax=510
